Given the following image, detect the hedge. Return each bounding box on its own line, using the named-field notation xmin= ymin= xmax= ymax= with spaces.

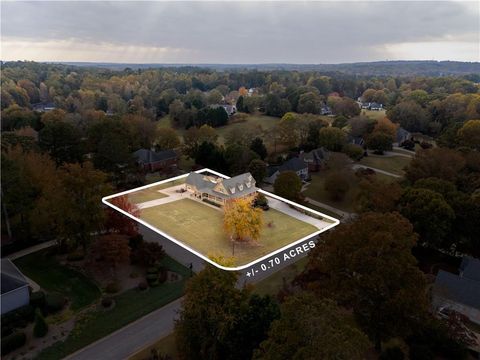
xmin=1 ymin=331 xmax=26 ymax=355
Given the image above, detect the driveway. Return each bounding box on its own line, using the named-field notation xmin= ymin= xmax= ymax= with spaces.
xmin=351 ymin=164 xmax=401 ymax=178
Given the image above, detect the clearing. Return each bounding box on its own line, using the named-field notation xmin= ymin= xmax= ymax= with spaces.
xmin=357 ymin=155 xmax=411 ymax=176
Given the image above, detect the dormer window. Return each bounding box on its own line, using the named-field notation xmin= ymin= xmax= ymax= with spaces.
xmin=246 ymin=182 xmax=251 ymax=188
xmin=230 ymin=187 xmax=236 ymax=194
xmin=238 ymin=184 xmax=243 ymax=191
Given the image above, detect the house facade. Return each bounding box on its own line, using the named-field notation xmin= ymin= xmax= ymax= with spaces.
xmin=133 ymin=149 xmax=178 ymax=173
xmin=264 ymin=157 xmax=309 ymax=184
xmin=300 ymin=147 xmax=330 ymax=172
xmin=1 ymin=259 xmax=30 ymax=315
xmin=185 ymin=172 xmax=257 ymax=207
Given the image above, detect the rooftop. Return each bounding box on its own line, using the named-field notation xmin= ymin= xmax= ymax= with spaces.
xmin=1 ymin=259 xmax=28 ymax=295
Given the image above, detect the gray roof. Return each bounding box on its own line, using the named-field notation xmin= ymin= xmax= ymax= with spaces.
xmin=279 ymin=157 xmax=307 ymax=172
xmin=1 ymin=259 xmax=28 ymax=295
xmin=434 ymin=270 xmax=480 ymax=310
xmin=396 ymin=127 xmax=411 ymax=143
xmin=133 ymin=149 xmax=177 ymax=164
xmin=186 ymin=172 xmax=256 ymax=199
xmin=460 ymin=257 xmax=480 ymax=282
xmin=301 ymin=148 xmax=330 ymax=164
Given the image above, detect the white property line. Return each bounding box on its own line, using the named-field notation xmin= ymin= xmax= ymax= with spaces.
xmin=102 ymin=168 xmax=340 ymax=271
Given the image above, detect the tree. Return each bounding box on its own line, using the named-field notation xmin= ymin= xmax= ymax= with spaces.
xmin=248 ymin=159 xmax=267 ymax=184
xmin=297 ymin=212 xmax=428 ymax=350
xmin=356 ymin=177 xmax=403 ymax=213
xmin=324 ymin=171 xmax=350 ymax=201
xmin=250 ymin=137 xmax=267 ymax=160
xmin=330 ymin=97 xmax=361 ymax=117
xmin=175 ymin=265 xmax=249 ymax=360
xmin=265 ymin=94 xmax=290 ymax=117
xmin=318 ymin=127 xmax=347 ymax=151
xmin=225 ymin=144 xmax=259 ymax=175
xmin=183 ymin=125 xmax=218 ymax=158
xmin=457 ymin=119 xmax=480 ymax=150
xmin=273 ymin=171 xmax=302 ymax=201
xmin=387 ymin=101 xmax=429 ymax=132
xmin=373 ymin=117 xmax=397 ymax=140
xmin=297 ymin=91 xmax=322 ymax=114
xmin=224 ymin=198 xmax=263 ymax=243
xmin=93 ymin=234 xmax=131 ymax=273
xmin=1 ymin=105 xmax=39 ymax=131
xmin=207 ymin=89 xmax=223 ymax=105
xmin=132 ymin=241 xmax=165 ymax=267
xmin=194 ymin=141 xmax=228 ymax=173
xmin=156 ymin=127 xmax=180 ymax=150
xmin=33 ymin=308 xmax=48 ymax=338
xmin=38 ymin=120 xmax=83 ymax=165
xmin=405 ymin=148 xmax=466 ymax=183
xmin=105 ymin=195 xmax=140 ymax=236
xmin=255 ymin=293 xmax=370 ymax=360
xmin=366 ymin=131 xmax=393 ymax=154
xmin=399 ymin=188 xmax=455 ymax=250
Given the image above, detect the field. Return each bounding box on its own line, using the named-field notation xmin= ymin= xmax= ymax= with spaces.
xmin=361 ymin=109 xmax=387 ymax=120
xmin=139 ymin=198 xmax=318 ymax=266
xmin=358 ymin=155 xmax=411 ymax=176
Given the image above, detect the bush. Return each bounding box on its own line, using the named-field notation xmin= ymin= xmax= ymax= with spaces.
xmin=158 ymin=267 xmax=168 ymax=284
xmin=132 ymin=242 xmax=165 ymax=267
xmin=33 ymin=308 xmax=48 ymax=338
xmin=401 ymin=139 xmax=415 ymax=150
xmin=129 ymin=234 xmax=144 ymax=251
xmin=30 ymin=291 xmax=46 ymax=308
xmin=105 ymin=282 xmax=120 ymax=294
xmin=380 ymin=347 xmax=405 ymax=360
xmin=138 ymin=281 xmax=148 ymax=291
xmin=342 ymin=143 xmax=364 ymax=160
xmin=45 ymin=293 xmax=65 ymax=313
xmin=420 ymin=141 xmax=433 ymax=149
xmin=101 ymin=297 xmax=113 ymax=308
xmin=324 ymin=171 xmax=350 ymax=201
xmin=1 ymin=304 xmax=35 ymax=329
xmin=1 ymin=331 xmax=26 ymax=355
xmin=66 ymin=249 xmax=85 ymax=262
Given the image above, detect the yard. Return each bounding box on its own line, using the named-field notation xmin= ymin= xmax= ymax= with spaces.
xmin=35 ymin=256 xmax=190 ymax=360
xmin=14 ymin=250 xmax=101 ymax=311
xmin=139 ymin=198 xmax=318 ymax=267
xmin=128 ymin=178 xmax=186 ymax=204
xmin=361 ymin=109 xmax=387 ymax=120
xmin=357 ymin=155 xmax=411 ymax=176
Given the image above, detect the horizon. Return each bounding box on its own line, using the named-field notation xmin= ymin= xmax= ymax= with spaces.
xmin=1 ymin=1 xmax=478 ymax=64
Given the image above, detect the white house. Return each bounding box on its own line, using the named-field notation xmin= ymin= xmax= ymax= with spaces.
xmin=1 ymin=259 xmax=30 ymax=315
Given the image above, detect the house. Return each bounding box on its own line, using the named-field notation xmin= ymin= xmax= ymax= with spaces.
xmin=185 ymin=172 xmax=257 ymax=207
xmin=1 ymin=259 xmax=30 ymax=315
xmin=133 ymin=149 xmax=178 ymax=173
xmin=264 ymin=157 xmax=309 ymax=184
xmin=32 ymin=102 xmax=56 ymax=112
xmin=320 ymin=105 xmax=332 ymax=115
xmin=369 ymin=102 xmax=383 ymax=111
xmin=300 ymin=147 xmax=330 ymax=172
xmin=348 ymin=134 xmax=365 ymax=147
xmin=212 ymin=104 xmax=237 ymax=116
xmin=432 ymin=256 xmax=480 ymax=325
xmin=395 ymin=127 xmax=411 ymax=146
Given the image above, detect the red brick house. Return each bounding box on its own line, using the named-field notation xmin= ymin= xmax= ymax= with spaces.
xmin=133 ymin=149 xmax=178 ymax=173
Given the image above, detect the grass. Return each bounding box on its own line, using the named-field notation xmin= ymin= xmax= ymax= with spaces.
xmin=303 ymin=202 xmax=342 ymax=220
xmin=303 ymin=171 xmax=360 ymax=213
xmin=127 ymin=179 xmax=186 ymax=204
xmin=361 ymin=109 xmax=386 ymax=120
xmin=140 ymin=198 xmax=318 ymax=267
xmin=358 ymin=155 xmax=411 ymax=176
xmin=129 ymin=333 xmax=178 ymax=360
xmin=14 ymin=250 xmax=101 ymax=311
xmin=254 ymin=257 xmax=309 ymax=297
xmin=36 ymin=256 xmax=190 ymax=360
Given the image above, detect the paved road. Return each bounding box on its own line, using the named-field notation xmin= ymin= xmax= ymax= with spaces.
xmin=66 ymin=298 xmax=183 ymax=360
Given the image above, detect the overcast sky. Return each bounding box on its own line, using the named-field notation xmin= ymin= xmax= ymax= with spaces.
xmin=1 ymin=1 xmax=479 ymax=64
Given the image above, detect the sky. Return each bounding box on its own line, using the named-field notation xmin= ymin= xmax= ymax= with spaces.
xmin=1 ymin=1 xmax=479 ymax=64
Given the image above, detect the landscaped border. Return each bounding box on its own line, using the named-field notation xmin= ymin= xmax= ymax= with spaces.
xmin=102 ymin=168 xmax=340 ymax=271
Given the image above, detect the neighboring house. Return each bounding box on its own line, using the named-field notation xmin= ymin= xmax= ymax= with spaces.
xmin=212 ymin=104 xmax=237 ymax=116
xmin=133 ymin=149 xmax=178 ymax=173
xmin=185 ymin=172 xmax=257 ymax=207
xmin=32 ymin=102 xmax=56 ymax=112
xmin=395 ymin=127 xmax=411 ymax=145
xmin=320 ymin=105 xmax=332 ymax=115
xmin=247 ymin=88 xmax=256 ymax=97
xmin=360 ymin=102 xmax=383 ymax=111
xmin=264 ymin=157 xmax=309 ymax=184
xmin=432 ymin=256 xmax=480 ymax=325
xmin=1 ymin=259 xmax=30 ymax=315
xmin=348 ymin=134 xmax=365 ymax=147
xmin=300 ymin=147 xmax=330 ymax=172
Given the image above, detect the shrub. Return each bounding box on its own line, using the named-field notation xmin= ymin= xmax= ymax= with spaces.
xmin=138 ymin=281 xmax=148 ymax=291
xmin=45 ymin=293 xmax=65 ymax=313
xmin=30 ymin=291 xmax=46 ymax=308
xmin=1 ymin=331 xmax=26 ymax=355
xmin=105 ymin=282 xmax=120 ymax=294
xmin=129 ymin=234 xmax=144 ymax=251
xmin=66 ymin=249 xmax=85 ymax=261
xmin=420 ymin=141 xmax=433 ymax=149
xmin=342 ymin=143 xmax=364 ymax=160
xmin=380 ymin=347 xmax=405 ymax=360
xmin=158 ymin=267 xmax=168 ymax=284
xmin=401 ymin=139 xmax=415 ymax=150
xmin=324 ymin=171 xmax=350 ymax=201
xmin=132 ymin=242 xmax=165 ymax=267
xmin=101 ymin=297 xmax=113 ymax=308
xmin=33 ymin=308 xmax=48 ymax=338
xmin=1 ymin=305 xmax=35 ymax=329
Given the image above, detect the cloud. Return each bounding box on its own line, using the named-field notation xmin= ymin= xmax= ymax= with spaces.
xmin=1 ymin=1 xmax=478 ymax=63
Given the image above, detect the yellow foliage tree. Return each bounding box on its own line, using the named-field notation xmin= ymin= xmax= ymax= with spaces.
xmin=223 ymin=198 xmax=263 ymax=242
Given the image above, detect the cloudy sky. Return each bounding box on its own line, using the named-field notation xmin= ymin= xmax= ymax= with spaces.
xmin=1 ymin=1 xmax=479 ymax=64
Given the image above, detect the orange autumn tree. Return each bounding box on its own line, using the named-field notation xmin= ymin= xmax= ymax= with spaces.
xmin=105 ymin=195 xmax=140 ymax=236
xmin=223 ymin=198 xmax=263 ymax=242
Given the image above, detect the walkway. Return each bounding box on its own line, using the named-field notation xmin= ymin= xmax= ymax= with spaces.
xmin=7 ymin=240 xmax=56 ymax=260
xmin=136 ymin=185 xmax=187 ymax=209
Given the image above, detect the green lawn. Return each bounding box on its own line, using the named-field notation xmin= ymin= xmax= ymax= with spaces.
xmin=358 ymin=155 xmax=411 ymax=176
xmin=127 ymin=179 xmax=186 ymax=204
xmin=14 ymin=250 xmax=101 ymax=311
xmin=140 ymin=198 xmax=318 ymax=267
xmin=361 ymin=109 xmax=387 ymax=120
xmin=303 ymin=171 xmax=360 ymax=213
xmin=36 ymin=256 xmax=190 ymax=360
xmin=254 ymin=257 xmax=309 ymax=297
